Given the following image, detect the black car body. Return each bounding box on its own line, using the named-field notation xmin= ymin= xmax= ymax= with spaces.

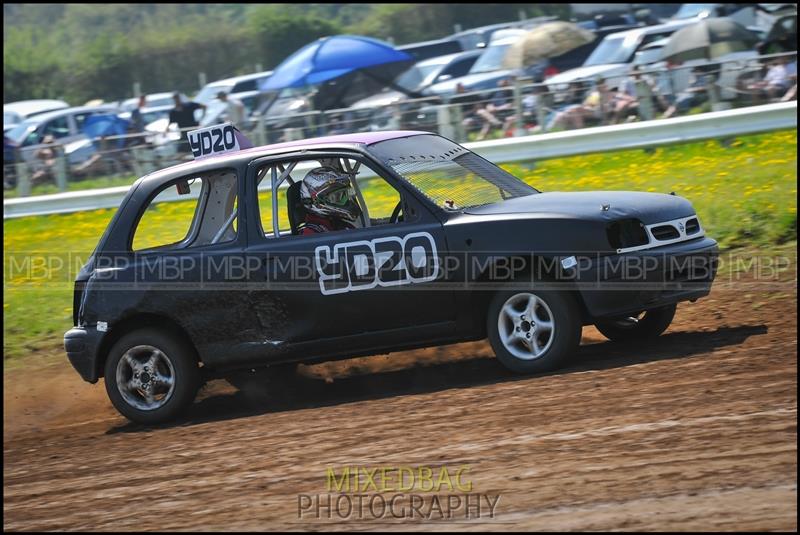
xmin=65 ymin=129 xmax=718 ymax=423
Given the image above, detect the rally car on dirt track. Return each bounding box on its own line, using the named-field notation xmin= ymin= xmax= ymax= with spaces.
xmin=65 ymin=126 xmax=719 ymax=424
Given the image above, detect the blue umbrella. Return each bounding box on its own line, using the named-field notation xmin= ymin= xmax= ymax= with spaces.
xmin=259 ymin=35 xmax=414 ymax=91
xmin=81 ymin=114 xmax=131 ymax=148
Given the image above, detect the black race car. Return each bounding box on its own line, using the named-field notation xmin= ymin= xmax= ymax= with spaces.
xmin=64 ymin=128 xmax=718 ymax=423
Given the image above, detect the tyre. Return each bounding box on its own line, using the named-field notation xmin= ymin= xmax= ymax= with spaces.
xmin=487 ymin=288 xmax=582 ymax=374
xmin=104 ymin=327 xmax=201 ymax=425
xmin=594 ymin=303 xmax=677 ymax=342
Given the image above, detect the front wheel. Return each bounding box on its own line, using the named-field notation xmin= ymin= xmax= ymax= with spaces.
xmin=487 ymin=288 xmax=582 ymax=374
xmin=104 ymin=328 xmax=201 ymax=425
xmin=594 ymin=304 xmax=677 ymax=342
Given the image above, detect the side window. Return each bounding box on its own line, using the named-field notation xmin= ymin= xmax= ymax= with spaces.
xmin=132 ymin=170 xmax=238 ymax=251
xmin=73 ymin=112 xmax=94 ymax=131
xmin=442 ymin=57 xmax=476 ymax=80
xmin=255 ymin=156 xmax=405 ymax=239
xmin=42 ymin=117 xmax=70 ymax=139
xmin=234 ymin=80 xmax=257 ymax=92
xmin=352 ymin=160 xmax=403 ymax=224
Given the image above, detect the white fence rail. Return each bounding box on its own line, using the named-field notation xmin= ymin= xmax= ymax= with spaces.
xmin=4 ymin=101 xmax=796 ymax=219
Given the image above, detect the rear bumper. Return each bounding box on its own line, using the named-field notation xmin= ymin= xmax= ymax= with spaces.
xmin=575 ymin=236 xmax=719 ymax=319
xmin=64 ymin=326 xmax=104 ymax=383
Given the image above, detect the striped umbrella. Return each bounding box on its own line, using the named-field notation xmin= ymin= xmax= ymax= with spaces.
xmin=503 ymin=22 xmax=596 ymax=69
xmin=659 ymin=18 xmax=760 ymax=63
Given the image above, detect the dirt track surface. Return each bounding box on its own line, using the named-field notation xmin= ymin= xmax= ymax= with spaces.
xmin=4 ymin=265 xmax=798 ymax=531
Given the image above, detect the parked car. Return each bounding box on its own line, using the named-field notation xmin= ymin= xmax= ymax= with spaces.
xmin=64 ymin=128 xmax=719 ymax=424
xmin=426 ymin=30 xmax=544 ymax=99
xmin=119 ymin=92 xmax=189 ymax=112
xmin=546 ymin=20 xmax=697 ymax=94
xmin=347 ymin=50 xmax=484 ymax=130
xmin=397 ymin=36 xmax=463 ymax=62
xmin=4 ymin=104 xmax=121 ymax=166
xmin=194 ymin=71 xmax=274 ymax=105
xmin=3 ymin=99 xmax=70 ymax=130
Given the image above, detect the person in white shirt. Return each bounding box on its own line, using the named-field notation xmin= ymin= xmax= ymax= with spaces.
xmin=217 ymin=91 xmax=246 ymax=129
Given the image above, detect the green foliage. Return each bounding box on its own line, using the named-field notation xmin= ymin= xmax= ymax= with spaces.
xmin=3 ymin=3 xmax=570 ymax=104
xmin=247 ymin=5 xmax=341 ymax=68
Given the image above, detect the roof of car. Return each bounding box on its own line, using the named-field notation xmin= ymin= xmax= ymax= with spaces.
xmin=15 ymin=104 xmax=120 ymax=125
xmin=143 ymin=130 xmax=430 ymax=182
xmin=3 ymin=99 xmax=70 ymax=117
xmin=604 ymin=19 xmax=694 ymax=41
xmin=206 ymin=70 xmax=274 ymax=87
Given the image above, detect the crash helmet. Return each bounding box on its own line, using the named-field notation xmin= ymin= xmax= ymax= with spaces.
xmin=300 ymin=166 xmax=361 ymax=223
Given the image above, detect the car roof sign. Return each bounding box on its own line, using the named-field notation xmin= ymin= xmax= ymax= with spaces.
xmin=187 ymin=122 xmax=254 ymax=160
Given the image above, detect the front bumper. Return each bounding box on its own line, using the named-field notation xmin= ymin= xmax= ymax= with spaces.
xmin=64 ymin=325 xmax=104 ymax=383
xmin=575 ymin=236 xmax=719 ymax=319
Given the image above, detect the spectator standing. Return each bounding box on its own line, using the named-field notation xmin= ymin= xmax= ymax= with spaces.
xmin=167 ymin=92 xmax=206 ymax=154
xmin=217 ymin=91 xmax=246 ymax=130
xmin=130 ymin=95 xmax=147 ymax=133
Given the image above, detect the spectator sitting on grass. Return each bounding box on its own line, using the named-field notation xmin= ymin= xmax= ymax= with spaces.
xmin=548 ymin=76 xmax=614 ymax=130
xmin=746 ymin=56 xmax=792 ymax=102
xmin=662 ymin=66 xmax=710 ymax=119
xmin=475 ymin=78 xmax=514 ymax=140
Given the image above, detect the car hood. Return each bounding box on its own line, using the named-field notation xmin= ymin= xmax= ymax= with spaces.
xmin=350 ymin=90 xmax=406 ymax=110
xmin=546 ymin=64 xmax=627 ymax=86
xmin=427 ymin=70 xmax=513 ymax=95
xmin=463 ymin=191 xmax=695 ymax=224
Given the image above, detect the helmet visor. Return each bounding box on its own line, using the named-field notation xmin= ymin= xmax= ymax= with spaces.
xmin=324 ymin=186 xmax=355 ymax=207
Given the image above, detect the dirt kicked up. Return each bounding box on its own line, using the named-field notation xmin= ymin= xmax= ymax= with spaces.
xmin=3 ymin=252 xmax=797 ymax=531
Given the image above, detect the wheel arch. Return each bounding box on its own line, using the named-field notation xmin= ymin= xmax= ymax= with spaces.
xmin=96 ymin=313 xmax=200 ymax=380
xmin=469 ymin=254 xmax=592 ymax=335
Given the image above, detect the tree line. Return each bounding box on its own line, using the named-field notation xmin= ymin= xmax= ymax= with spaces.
xmin=3 ymin=3 xmax=571 ymax=105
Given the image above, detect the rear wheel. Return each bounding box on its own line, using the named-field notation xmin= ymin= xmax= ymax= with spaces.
xmin=594 ymin=304 xmax=677 ymax=342
xmin=104 ymin=328 xmax=201 ymax=425
xmin=487 ymin=288 xmax=582 ymax=374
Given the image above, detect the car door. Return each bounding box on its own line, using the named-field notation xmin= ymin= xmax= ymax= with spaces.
xmin=244 ymin=150 xmax=457 ymax=360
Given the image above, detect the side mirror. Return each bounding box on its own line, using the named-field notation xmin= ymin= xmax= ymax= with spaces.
xmin=176 ymin=179 xmax=191 ymax=195
xmin=437 ymin=74 xmax=453 ymax=82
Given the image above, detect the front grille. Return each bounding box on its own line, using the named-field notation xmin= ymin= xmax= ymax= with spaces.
xmin=685 ymin=217 xmax=700 ymax=235
xmin=651 ymin=224 xmax=680 ymax=241
xmin=607 ymin=218 xmax=649 ymax=250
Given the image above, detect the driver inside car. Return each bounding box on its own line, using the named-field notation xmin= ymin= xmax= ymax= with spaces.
xmin=299 ymin=166 xmax=362 ymax=235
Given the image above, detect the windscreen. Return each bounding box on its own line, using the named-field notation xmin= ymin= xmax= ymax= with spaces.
xmin=584 ymin=36 xmax=630 ymax=66
xmin=469 ymin=44 xmax=512 ymax=74
xmin=372 ymin=134 xmax=537 ymax=210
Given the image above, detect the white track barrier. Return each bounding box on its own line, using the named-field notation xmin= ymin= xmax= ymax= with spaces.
xmin=4 ymin=101 xmax=796 ymax=219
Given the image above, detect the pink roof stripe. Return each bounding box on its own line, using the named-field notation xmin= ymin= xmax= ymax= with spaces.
xmin=163 ymin=130 xmax=429 ymax=174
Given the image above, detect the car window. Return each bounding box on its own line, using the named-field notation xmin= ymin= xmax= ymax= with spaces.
xmin=73 ymin=112 xmax=98 ymax=131
xmin=41 ymin=116 xmax=70 ymax=139
xmin=255 ymin=156 xmax=404 ymax=238
xmin=132 ymin=170 xmax=238 ymax=251
xmin=442 ymin=57 xmax=477 ymax=80
xmin=233 ymin=80 xmax=257 ymax=92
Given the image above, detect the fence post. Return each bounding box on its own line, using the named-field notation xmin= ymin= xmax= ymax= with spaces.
xmin=436 ymin=104 xmax=455 ymax=139
xmin=130 ymin=145 xmax=144 ymax=178
xmin=537 ymin=90 xmax=553 ymax=133
xmin=635 ymin=80 xmax=655 ymax=121
xmin=512 ymin=77 xmax=525 ymax=137
xmin=54 ymin=147 xmax=68 ymax=192
xmin=16 ymin=161 xmax=30 ymax=197
xmin=255 ymin=113 xmax=267 ymax=146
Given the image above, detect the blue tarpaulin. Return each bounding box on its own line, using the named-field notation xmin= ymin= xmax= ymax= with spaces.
xmin=260 ymin=35 xmax=414 ymax=91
